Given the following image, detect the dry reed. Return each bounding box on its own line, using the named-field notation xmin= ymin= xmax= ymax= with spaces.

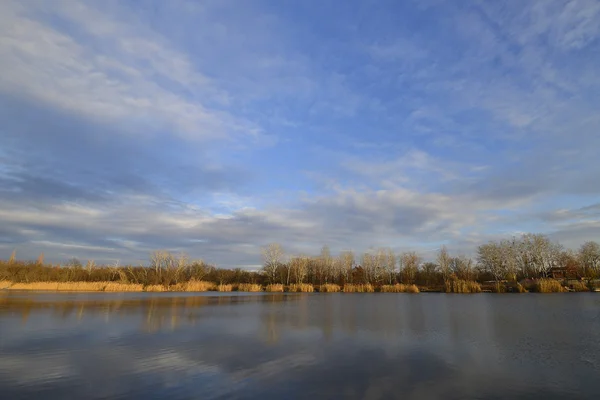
xmin=319 ymin=283 xmax=341 ymax=292
xmin=7 ymin=281 xmax=144 ymax=292
xmin=184 ymin=280 xmax=216 ymax=292
xmin=380 ymin=284 xmax=420 ymax=293
xmin=265 ymin=284 xmax=284 ymax=292
xmin=342 ymin=284 xmax=374 ymax=293
xmin=569 ymin=281 xmax=589 ymax=292
xmin=145 ymin=284 xmax=169 ymax=292
xmin=237 ymin=283 xmax=263 ymax=292
xmin=0 ymin=280 xmax=13 ymax=289
xmin=445 ymin=280 xmax=482 ymax=293
xmin=288 ymin=283 xmax=314 ymax=292
xmin=534 ymin=279 xmax=567 ymax=293
xmin=103 ymin=282 xmax=143 ymax=292
xmin=217 ymin=284 xmax=233 ymax=292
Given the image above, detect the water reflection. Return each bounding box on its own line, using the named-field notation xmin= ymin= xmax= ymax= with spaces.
xmin=0 ymin=292 xmax=599 ymax=399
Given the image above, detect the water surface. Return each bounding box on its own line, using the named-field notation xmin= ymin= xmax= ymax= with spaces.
xmin=1 ymin=291 xmax=599 ymax=399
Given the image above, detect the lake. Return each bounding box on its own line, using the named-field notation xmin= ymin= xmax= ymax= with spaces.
xmin=0 ymin=291 xmax=599 ymax=399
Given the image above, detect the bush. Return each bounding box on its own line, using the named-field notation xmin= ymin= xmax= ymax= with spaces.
xmin=342 ymin=284 xmax=374 ymax=293
xmin=445 ymin=280 xmax=481 ymax=293
xmin=217 ymin=284 xmax=233 ymax=292
xmin=380 ymin=284 xmax=420 ymax=293
xmin=288 ymin=283 xmax=314 ymax=292
xmin=265 ymin=284 xmax=284 ymax=292
xmin=237 ymin=283 xmax=263 ymax=292
xmin=568 ymin=281 xmax=589 ymax=292
xmin=319 ymin=283 xmax=341 ymax=292
xmin=533 ymin=279 xmax=567 ymax=293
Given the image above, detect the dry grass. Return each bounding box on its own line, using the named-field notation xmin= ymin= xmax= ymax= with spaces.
xmin=288 ymin=283 xmax=314 ymax=292
xmin=319 ymin=283 xmax=341 ymax=292
xmin=445 ymin=280 xmax=482 ymax=293
xmin=343 ymin=284 xmax=374 ymax=293
xmin=103 ymin=282 xmax=144 ymax=292
xmin=145 ymin=284 xmax=168 ymax=292
xmin=183 ymin=280 xmax=216 ymax=292
xmin=265 ymin=284 xmax=284 ymax=292
xmin=10 ymin=282 xmax=60 ymax=291
xmin=534 ymin=279 xmax=567 ymax=293
xmin=237 ymin=283 xmax=263 ymax=292
xmin=217 ymin=284 xmax=233 ymax=292
xmin=569 ymin=281 xmax=590 ymax=292
xmin=0 ymin=280 xmax=13 ymax=289
xmin=380 ymin=284 xmax=420 ymax=293
xmin=6 ymin=281 xmax=144 ymax=292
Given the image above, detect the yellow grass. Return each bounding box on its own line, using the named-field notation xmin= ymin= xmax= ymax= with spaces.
xmin=103 ymin=282 xmax=144 ymax=292
xmin=445 ymin=280 xmax=482 ymax=293
xmin=265 ymin=284 xmax=284 ymax=292
xmin=380 ymin=284 xmax=420 ymax=293
xmin=288 ymin=283 xmax=314 ymax=292
xmin=343 ymin=284 xmax=374 ymax=293
xmin=569 ymin=281 xmax=589 ymax=292
xmin=183 ymin=280 xmax=216 ymax=292
xmin=217 ymin=284 xmax=233 ymax=292
xmin=319 ymin=283 xmax=341 ymax=292
xmin=0 ymin=280 xmax=13 ymax=289
xmin=6 ymin=281 xmax=144 ymax=292
xmin=237 ymin=283 xmax=263 ymax=292
xmin=535 ymin=279 xmax=567 ymax=293
xmin=145 ymin=284 xmax=168 ymax=292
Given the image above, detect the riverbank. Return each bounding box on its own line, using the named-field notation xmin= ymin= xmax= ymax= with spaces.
xmin=1 ymin=279 xmax=594 ymax=293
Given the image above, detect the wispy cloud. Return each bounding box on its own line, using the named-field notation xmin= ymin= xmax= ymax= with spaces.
xmin=1 ymin=0 xmax=599 ymax=265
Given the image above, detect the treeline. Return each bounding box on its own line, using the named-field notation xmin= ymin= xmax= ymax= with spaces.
xmin=0 ymin=250 xmax=263 ymax=287
xmin=1 ymin=234 xmax=599 ymax=291
xmin=260 ymin=235 xmax=600 ymax=287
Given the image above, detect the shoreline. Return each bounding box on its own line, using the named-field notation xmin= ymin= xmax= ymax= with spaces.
xmin=1 ymin=280 xmax=595 ymax=293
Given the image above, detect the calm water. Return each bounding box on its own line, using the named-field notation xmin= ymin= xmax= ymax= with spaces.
xmin=0 ymin=292 xmax=599 ymax=399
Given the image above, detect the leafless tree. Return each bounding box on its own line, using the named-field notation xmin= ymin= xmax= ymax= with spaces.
xmin=451 ymin=255 xmax=476 ymax=281
xmin=521 ymin=233 xmax=562 ymax=278
xmin=477 ymin=242 xmax=505 ymax=282
xmin=262 ymin=243 xmax=284 ymax=283
xmin=400 ymin=251 xmax=421 ymax=284
xmin=340 ymin=251 xmax=355 ymax=283
xmin=289 ymin=255 xmax=309 ymax=284
xmin=361 ymin=252 xmax=375 ymax=283
xmin=382 ymin=248 xmax=397 ymax=284
xmin=437 ymin=246 xmax=451 ymax=282
xmin=579 ymin=241 xmax=600 ymax=277
xmin=320 ymin=245 xmax=333 ymax=283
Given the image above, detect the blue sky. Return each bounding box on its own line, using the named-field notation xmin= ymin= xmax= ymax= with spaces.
xmin=1 ymin=0 xmax=599 ymax=267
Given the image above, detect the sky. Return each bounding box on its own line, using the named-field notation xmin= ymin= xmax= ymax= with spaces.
xmin=1 ymin=0 xmax=599 ymax=268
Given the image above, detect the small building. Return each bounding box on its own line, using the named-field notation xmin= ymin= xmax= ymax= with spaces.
xmin=549 ymin=266 xmax=580 ymax=280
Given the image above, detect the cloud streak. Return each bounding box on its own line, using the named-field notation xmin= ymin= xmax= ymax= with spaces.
xmin=1 ymin=0 xmax=599 ymax=266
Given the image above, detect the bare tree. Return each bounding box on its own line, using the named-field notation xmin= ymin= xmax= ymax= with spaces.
xmin=400 ymin=251 xmax=421 ymax=284
xmin=382 ymin=248 xmax=397 ymax=284
xmin=340 ymin=251 xmax=355 ymax=283
xmin=361 ymin=252 xmax=374 ymax=283
xmin=290 ymin=256 xmax=309 ymax=284
xmin=320 ymin=245 xmax=333 ymax=283
xmin=262 ymin=243 xmax=284 ymax=283
xmin=451 ymin=255 xmax=476 ymax=281
xmin=421 ymin=262 xmax=439 ymax=286
xmin=521 ymin=233 xmax=562 ymax=278
xmin=477 ymin=242 xmax=505 ymax=282
xmin=579 ymin=241 xmax=600 ymax=277
xmin=437 ymin=246 xmax=451 ymax=282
